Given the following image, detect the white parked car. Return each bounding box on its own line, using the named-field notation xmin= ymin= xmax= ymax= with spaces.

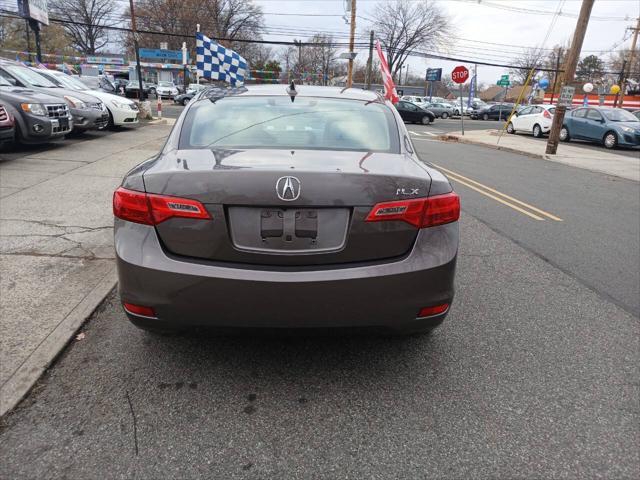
xmin=401 ymin=95 xmax=426 ymax=106
xmin=156 ymin=81 xmax=179 ymax=99
xmin=507 ymin=104 xmax=555 ymax=138
xmin=33 ymin=69 xmax=139 ymax=128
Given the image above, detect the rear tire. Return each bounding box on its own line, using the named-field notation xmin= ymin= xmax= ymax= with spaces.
xmin=182 ymin=97 xmax=190 ymax=106
xmin=421 ymin=115 xmax=431 ymax=125
xmin=507 ymin=122 xmax=515 ymax=134
xmin=603 ymin=131 xmax=618 ymax=149
xmin=483 ymin=113 xmax=489 ymax=121
xmin=559 ymin=126 xmax=570 ymax=142
xmin=533 ymin=123 xmax=543 ymax=138
xmin=441 ymin=112 xmax=449 ymax=119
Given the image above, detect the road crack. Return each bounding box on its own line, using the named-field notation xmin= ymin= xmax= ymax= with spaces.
xmin=125 ymin=390 xmax=139 ymax=456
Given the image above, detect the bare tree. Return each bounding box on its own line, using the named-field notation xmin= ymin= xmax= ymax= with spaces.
xmin=370 ymin=0 xmax=450 ymax=81
xmin=49 ymin=0 xmax=113 ymax=53
xmin=510 ymin=48 xmax=543 ymax=84
xmin=128 ymin=0 xmax=263 ymax=56
xmin=307 ymin=34 xmax=337 ymax=85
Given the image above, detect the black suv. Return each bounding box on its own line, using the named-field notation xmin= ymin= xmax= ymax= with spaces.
xmin=0 ymin=72 xmax=72 ymax=144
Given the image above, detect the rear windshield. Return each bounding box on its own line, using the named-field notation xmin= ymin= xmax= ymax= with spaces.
xmin=179 ymin=95 xmax=400 ymax=152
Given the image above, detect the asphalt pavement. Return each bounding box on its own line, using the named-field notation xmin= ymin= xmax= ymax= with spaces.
xmin=409 ymin=125 xmax=640 ymax=316
xmin=1 ymin=130 xmax=638 ymax=478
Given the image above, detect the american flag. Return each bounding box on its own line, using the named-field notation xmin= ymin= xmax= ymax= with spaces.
xmin=375 ymin=40 xmax=399 ymax=104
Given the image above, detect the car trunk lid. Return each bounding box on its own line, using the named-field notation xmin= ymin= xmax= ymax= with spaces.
xmin=142 ymin=148 xmax=433 ymax=266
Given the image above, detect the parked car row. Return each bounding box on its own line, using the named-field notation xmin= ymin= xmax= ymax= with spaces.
xmin=0 ymin=58 xmax=139 ymax=148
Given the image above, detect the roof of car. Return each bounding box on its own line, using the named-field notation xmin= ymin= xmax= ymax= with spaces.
xmin=200 ymin=84 xmax=382 ymax=102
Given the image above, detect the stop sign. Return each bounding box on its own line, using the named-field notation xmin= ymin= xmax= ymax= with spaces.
xmin=452 ymin=66 xmax=469 ymax=84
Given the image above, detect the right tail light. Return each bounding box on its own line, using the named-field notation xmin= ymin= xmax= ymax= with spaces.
xmin=366 ymin=192 xmax=460 ymax=228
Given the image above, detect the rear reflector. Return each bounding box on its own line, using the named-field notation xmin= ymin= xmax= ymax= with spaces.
xmin=123 ymin=302 xmax=157 ymax=318
xmin=113 ymin=187 xmax=211 ymax=225
xmin=366 ymin=192 xmax=460 ymax=228
xmin=417 ymin=303 xmax=449 ymax=318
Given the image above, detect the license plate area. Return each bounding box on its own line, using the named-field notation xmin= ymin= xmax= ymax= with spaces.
xmin=228 ymin=207 xmax=350 ymax=254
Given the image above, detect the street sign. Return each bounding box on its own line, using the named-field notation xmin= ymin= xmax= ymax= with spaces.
xmin=497 ymin=79 xmax=510 ymax=87
xmin=138 ymin=48 xmax=188 ymax=61
xmin=452 ymin=66 xmax=469 ymax=84
xmin=17 ymin=0 xmax=49 ymax=26
xmin=558 ymin=86 xmax=575 ymax=107
xmin=426 ymin=68 xmax=442 ymax=82
xmin=500 ymin=74 xmax=509 ymax=82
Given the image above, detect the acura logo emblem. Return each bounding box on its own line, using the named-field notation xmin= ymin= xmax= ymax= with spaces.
xmin=276 ymin=176 xmax=301 ymax=201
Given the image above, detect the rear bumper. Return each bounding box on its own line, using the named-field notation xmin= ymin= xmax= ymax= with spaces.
xmin=115 ymin=220 xmax=458 ymax=332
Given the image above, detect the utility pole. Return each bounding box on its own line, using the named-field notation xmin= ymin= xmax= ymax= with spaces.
xmin=365 ymin=30 xmax=374 ymax=90
xmin=129 ymin=0 xmax=145 ymax=101
xmin=293 ymin=40 xmax=302 ymax=83
xmin=549 ymin=48 xmax=563 ymax=104
xmin=613 ymin=60 xmax=626 ymax=107
xmin=618 ymin=17 xmax=640 ymax=109
xmin=346 ymin=0 xmax=357 ymax=87
xmin=404 ymin=64 xmax=410 ymax=85
xmin=545 ymin=0 xmax=595 ymax=155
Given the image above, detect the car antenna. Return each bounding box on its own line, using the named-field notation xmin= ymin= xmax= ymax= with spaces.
xmin=286 ymin=81 xmax=297 ymax=103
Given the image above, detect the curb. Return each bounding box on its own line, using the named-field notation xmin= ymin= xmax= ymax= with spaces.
xmin=0 ymin=268 xmax=117 ymax=418
xmin=440 ymin=134 xmax=546 ymax=160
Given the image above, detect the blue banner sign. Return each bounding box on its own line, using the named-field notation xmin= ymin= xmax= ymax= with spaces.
xmin=138 ymin=48 xmax=188 ymax=62
xmin=425 ymin=68 xmax=442 ymax=82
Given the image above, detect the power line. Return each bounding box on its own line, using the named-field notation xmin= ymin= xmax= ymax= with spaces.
xmin=0 ymin=10 xmax=631 ymax=75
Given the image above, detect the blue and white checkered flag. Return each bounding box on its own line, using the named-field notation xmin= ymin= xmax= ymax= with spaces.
xmin=196 ymin=32 xmax=247 ymax=86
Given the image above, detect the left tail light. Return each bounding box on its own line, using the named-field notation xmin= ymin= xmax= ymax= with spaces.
xmin=543 ymin=109 xmax=552 ymax=119
xmin=113 ymin=187 xmax=211 ymax=225
xmin=366 ymin=192 xmax=460 ymax=228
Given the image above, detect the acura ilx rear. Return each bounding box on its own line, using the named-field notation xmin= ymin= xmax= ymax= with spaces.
xmin=114 ymin=85 xmax=459 ymax=334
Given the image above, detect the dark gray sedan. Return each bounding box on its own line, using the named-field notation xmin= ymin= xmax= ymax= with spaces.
xmin=113 ymin=85 xmax=460 ymax=334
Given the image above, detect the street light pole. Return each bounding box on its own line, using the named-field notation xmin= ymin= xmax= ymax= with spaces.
xmin=129 ymin=0 xmax=145 ymax=102
xmin=182 ymin=42 xmax=188 ymax=93
xmin=545 ymin=0 xmax=595 ymax=155
xmin=346 ymin=0 xmax=357 ymax=88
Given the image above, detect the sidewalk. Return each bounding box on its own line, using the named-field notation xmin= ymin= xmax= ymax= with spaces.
xmin=0 ymin=121 xmax=174 ymax=416
xmin=441 ymin=129 xmax=639 ymax=182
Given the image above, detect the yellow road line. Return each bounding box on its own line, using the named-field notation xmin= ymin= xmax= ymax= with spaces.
xmin=446 ymin=175 xmax=546 ymax=221
xmin=432 ymin=163 xmax=563 ymax=222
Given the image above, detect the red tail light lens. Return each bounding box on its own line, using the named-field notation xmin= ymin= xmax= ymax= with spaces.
xmin=113 ymin=187 xmax=211 ymax=225
xmin=366 ymin=192 xmax=460 ymax=228
xmin=417 ymin=303 xmax=449 ymax=318
xmin=543 ymin=109 xmax=552 ymax=119
xmin=123 ymin=302 xmax=156 ymax=318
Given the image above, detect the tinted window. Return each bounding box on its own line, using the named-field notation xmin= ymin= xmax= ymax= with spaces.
xmin=549 ymin=107 xmax=556 ymax=115
xmin=519 ymin=107 xmax=533 ymax=115
xmin=572 ymin=108 xmax=587 ymax=118
xmin=180 ymin=95 xmax=400 ymax=153
xmin=602 ymin=109 xmax=639 ymax=122
xmin=586 ymin=109 xmax=603 ymax=121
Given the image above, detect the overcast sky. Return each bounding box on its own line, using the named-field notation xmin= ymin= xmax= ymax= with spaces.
xmin=254 ymin=0 xmax=640 ymax=85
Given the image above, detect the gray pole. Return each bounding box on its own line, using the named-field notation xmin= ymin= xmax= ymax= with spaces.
xmin=365 ymin=30 xmax=374 ymax=90
xmin=129 ymin=0 xmax=145 ymax=101
xmin=460 ymin=85 xmax=465 ymax=135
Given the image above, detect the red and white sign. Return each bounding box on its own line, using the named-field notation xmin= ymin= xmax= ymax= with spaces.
xmin=451 ymin=66 xmax=469 ymax=84
xmin=375 ymin=40 xmax=399 ymax=104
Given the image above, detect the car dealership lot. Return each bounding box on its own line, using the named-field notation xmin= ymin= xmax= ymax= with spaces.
xmin=0 ymin=116 xmax=638 ymax=478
